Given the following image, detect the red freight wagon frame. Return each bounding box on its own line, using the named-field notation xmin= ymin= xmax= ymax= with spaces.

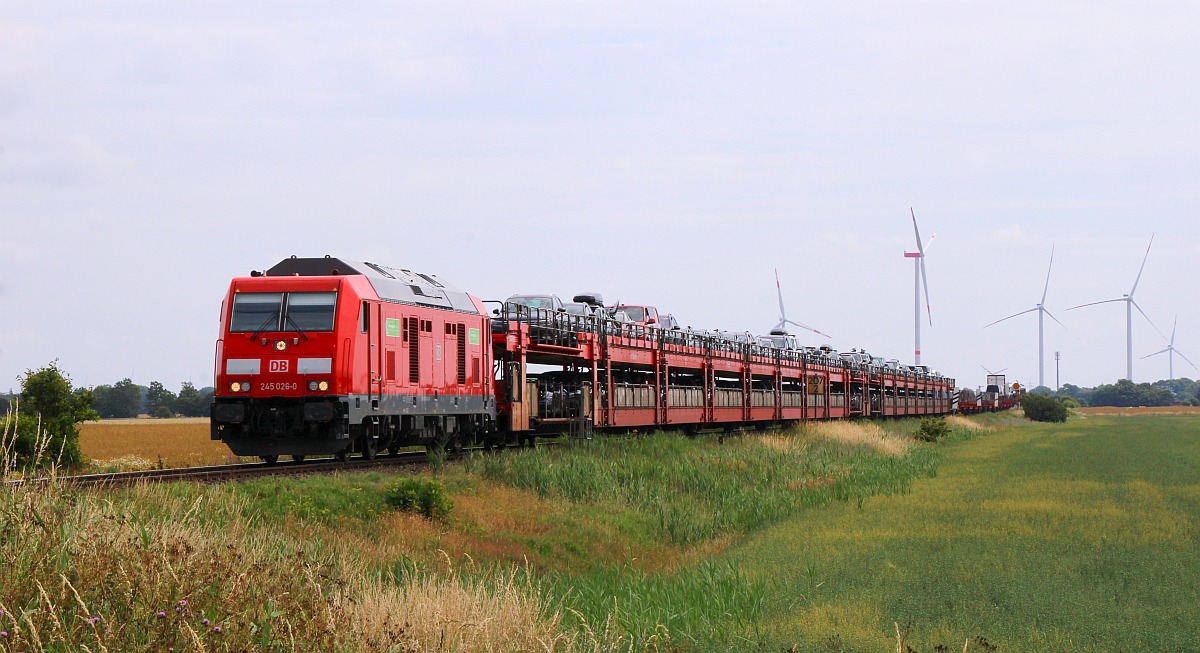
xmin=489 ymin=305 xmax=955 ymax=436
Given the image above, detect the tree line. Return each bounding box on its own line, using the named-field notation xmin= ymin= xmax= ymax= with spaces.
xmin=88 ymin=379 xmax=214 ymax=418
xmin=2 ymin=376 xmax=214 ymax=420
xmin=1033 ymin=378 xmax=1200 ymax=407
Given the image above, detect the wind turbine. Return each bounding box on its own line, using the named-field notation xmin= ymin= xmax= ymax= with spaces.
xmin=904 ymin=208 xmax=934 ymax=365
xmin=771 ymin=269 xmax=831 ymax=338
xmin=1066 ymin=235 xmax=1165 ymax=381
xmin=979 ymin=365 xmax=1008 ymax=376
xmin=1141 ymin=315 xmax=1197 ymax=380
xmin=983 ymin=246 xmax=1072 ymax=389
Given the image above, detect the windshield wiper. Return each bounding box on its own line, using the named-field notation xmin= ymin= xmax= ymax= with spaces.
xmin=248 ymin=312 xmax=281 ymax=341
xmin=283 ymin=314 xmax=311 ymax=341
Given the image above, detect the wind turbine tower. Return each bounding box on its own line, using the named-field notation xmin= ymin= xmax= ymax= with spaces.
xmin=983 ymin=246 xmax=1070 ymax=388
xmin=1066 ymin=235 xmax=1163 ymax=381
xmin=904 ymin=209 xmax=934 ymax=365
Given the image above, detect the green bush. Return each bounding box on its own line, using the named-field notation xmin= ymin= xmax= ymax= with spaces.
xmin=1060 ymin=396 xmax=1080 ymax=409
xmin=1021 ymin=393 xmax=1069 ymax=423
xmin=915 ymin=417 xmax=950 ymax=442
xmin=386 ymin=477 xmax=453 ymax=519
xmin=3 ymin=361 xmax=96 ymax=470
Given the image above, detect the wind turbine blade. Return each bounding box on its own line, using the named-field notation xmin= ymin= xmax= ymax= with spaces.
xmin=1065 ymin=297 xmax=1126 ymax=311
xmin=979 ymin=364 xmax=992 ymax=374
xmin=775 ymin=269 xmax=786 ymax=321
xmin=1043 ymin=309 xmax=1083 ymax=342
xmin=1140 ymin=348 xmax=1170 ymax=359
xmin=983 ymin=307 xmax=1039 ymax=329
xmin=1170 ymin=315 xmax=1178 ymax=346
xmin=1131 ymin=299 xmax=1167 ymax=340
xmin=920 ymin=257 xmax=932 ymax=327
xmin=786 ymin=319 xmax=832 ymax=339
xmin=910 ymin=208 xmax=926 ymax=254
xmin=1175 ymin=349 xmax=1200 ymax=371
xmin=1041 ymin=245 xmax=1055 ymax=305
xmin=923 ymin=232 xmax=938 ymax=255
xmin=1130 ymin=233 xmax=1154 ymax=296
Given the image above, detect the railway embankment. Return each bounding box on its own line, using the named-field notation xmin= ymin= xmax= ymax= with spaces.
xmin=2 ymin=416 xmax=1004 ymax=651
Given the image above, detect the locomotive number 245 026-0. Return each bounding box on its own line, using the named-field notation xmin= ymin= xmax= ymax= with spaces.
xmin=259 ymin=382 xmax=298 ymax=392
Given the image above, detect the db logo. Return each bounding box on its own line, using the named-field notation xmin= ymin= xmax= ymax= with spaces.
xmin=269 ymin=360 xmax=289 ymax=373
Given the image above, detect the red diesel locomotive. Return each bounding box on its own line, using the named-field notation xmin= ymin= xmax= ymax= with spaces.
xmin=210 ymin=256 xmax=495 ymax=462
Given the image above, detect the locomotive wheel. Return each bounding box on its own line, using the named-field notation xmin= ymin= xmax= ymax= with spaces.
xmin=260 ymin=455 xmax=279 ymax=465
xmin=292 ymin=455 xmax=305 ymax=463
xmin=361 ymin=436 xmax=378 ymax=461
xmin=335 ymin=449 xmax=350 ymax=463
xmin=387 ymin=443 xmax=402 ymax=457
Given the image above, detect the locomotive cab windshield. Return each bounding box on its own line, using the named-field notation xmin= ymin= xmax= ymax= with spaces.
xmin=230 ymin=291 xmax=338 ymax=334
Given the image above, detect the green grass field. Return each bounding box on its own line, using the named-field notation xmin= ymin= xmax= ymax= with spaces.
xmin=732 ymin=414 xmax=1200 ymax=651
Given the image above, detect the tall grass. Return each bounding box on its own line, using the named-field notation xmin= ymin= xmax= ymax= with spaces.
xmin=0 ymin=423 xmax=634 ymax=652
xmin=461 ymin=421 xmax=986 ymax=648
xmin=0 ymin=478 xmax=647 ymax=652
xmin=467 ymin=427 xmax=945 ymax=547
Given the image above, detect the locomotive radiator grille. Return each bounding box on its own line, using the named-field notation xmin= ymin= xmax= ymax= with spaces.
xmin=456 ymin=322 xmax=467 ymax=385
xmin=406 ymin=317 xmax=420 ymax=383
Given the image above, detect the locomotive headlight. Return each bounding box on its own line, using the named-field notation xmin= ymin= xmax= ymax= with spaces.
xmin=318 ymin=380 xmax=329 ymax=391
xmin=274 ymin=340 xmax=288 ymax=351
xmin=230 ymin=381 xmax=245 ymax=392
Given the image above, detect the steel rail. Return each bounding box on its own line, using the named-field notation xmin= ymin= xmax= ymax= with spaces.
xmin=5 ymin=449 xmax=457 ymax=489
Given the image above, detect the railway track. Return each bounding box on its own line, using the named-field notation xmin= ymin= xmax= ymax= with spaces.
xmin=6 ymin=449 xmax=449 ymax=489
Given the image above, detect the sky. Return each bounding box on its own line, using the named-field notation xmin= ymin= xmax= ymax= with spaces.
xmin=2 ymin=1 xmax=1199 ymax=394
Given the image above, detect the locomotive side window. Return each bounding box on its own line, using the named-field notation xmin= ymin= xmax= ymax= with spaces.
xmin=361 ymin=301 xmax=370 ymax=333
xmin=230 ymin=293 xmax=284 ymax=332
xmin=285 ymin=292 xmax=337 ymax=331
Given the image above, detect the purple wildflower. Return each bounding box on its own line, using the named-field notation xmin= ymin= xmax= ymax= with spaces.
xmin=178 ymin=599 xmax=187 ymax=606
xmin=90 ymin=616 xmax=100 ymax=624
xmin=202 ymin=618 xmax=210 ymax=626
xmin=0 ymin=631 xmax=7 ymax=637
xmin=157 ymin=611 xmax=166 ymax=618
xmin=213 ymin=626 xmax=222 ymax=633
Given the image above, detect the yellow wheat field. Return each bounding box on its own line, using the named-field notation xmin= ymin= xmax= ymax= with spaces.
xmin=79 ymin=417 xmax=241 ymax=469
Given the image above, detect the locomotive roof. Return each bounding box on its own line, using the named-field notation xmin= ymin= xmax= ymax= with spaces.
xmin=264 ymin=256 xmax=479 ymax=314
